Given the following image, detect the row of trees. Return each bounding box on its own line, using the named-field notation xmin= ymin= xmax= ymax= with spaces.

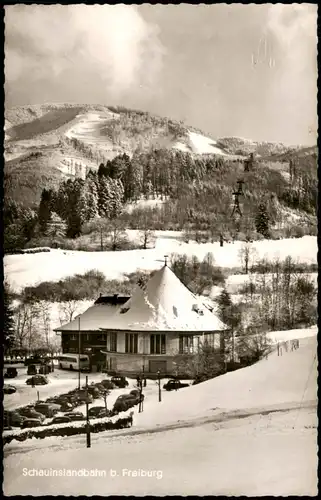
xmin=38 ymin=171 xmax=124 ymax=238
xmin=3 ymin=282 xmax=61 ymax=354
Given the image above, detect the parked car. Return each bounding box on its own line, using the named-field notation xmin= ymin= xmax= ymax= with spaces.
xmin=4 ymin=411 xmax=26 ymax=427
xmin=163 ymin=380 xmax=189 ymax=391
xmin=27 ymin=364 xmax=38 ymax=376
xmin=111 ymin=376 xmax=128 ymax=388
xmin=39 ymin=364 xmax=51 ymax=375
xmin=59 ymin=401 xmax=74 ymax=412
xmin=64 ymin=412 xmax=84 ymax=422
xmin=3 ymin=384 xmax=17 ymax=394
xmin=24 ymin=355 xmax=43 ymax=366
xmin=19 ymin=410 xmax=46 ymax=422
xmin=100 ymin=379 xmax=116 ymax=390
xmin=73 ymin=390 xmax=93 ymax=403
xmin=26 ymin=375 xmax=48 ymax=386
xmin=48 ymin=395 xmax=76 ymax=409
xmin=4 ymin=367 xmax=18 ymax=378
xmin=49 ymin=416 xmax=72 ymax=425
xmin=34 ymin=403 xmax=59 ymax=417
xmin=88 ymin=406 xmax=107 ymax=417
xmin=21 ymin=418 xmax=43 ymax=429
xmin=17 ymin=405 xmax=36 ymax=417
xmin=82 ymin=385 xmax=101 ymax=399
xmin=113 ymin=393 xmax=142 ymax=412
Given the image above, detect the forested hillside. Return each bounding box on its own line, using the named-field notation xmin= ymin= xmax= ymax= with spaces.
xmin=4 ymin=103 xmax=317 ymax=253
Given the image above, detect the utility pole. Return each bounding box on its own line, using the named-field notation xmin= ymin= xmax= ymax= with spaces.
xmin=78 ymin=316 xmax=81 ymax=390
xmin=85 ymin=375 xmax=91 ymax=448
xmin=138 ymin=377 xmax=144 ymax=413
xmin=231 ymin=180 xmax=245 ymax=218
xmin=158 ymin=370 xmax=162 ymax=402
xmin=231 ymin=330 xmax=235 ymax=365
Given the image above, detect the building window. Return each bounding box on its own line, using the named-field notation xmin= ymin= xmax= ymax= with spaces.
xmin=110 ymin=333 xmax=117 ymax=352
xmin=204 ymin=334 xmax=216 ymax=349
xmin=125 ymin=333 xmax=138 ymax=353
xmin=97 ymin=334 xmax=107 ymax=342
xmin=70 ymin=334 xmax=77 ymax=341
xmin=150 ymin=334 xmax=166 ymax=354
xmin=179 ymin=335 xmax=194 ymax=354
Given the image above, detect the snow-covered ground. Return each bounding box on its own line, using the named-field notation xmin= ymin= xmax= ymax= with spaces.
xmin=3 ymin=365 xmax=115 ymax=412
xmin=188 ymin=131 xmax=228 ymax=155
xmin=4 ymin=235 xmax=317 ymax=292
xmin=173 ymin=130 xmax=229 ymax=155
xmin=3 ymin=334 xmax=317 ymax=496
xmin=124 ymin=197 xmax=168 ymax=214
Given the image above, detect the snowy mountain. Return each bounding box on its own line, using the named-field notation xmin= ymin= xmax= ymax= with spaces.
xmin=5 ymin=102 xmax=312 ymax=207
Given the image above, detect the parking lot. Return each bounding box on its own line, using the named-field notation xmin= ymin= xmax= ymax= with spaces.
xmin=3 ymin=361 xmax=192 ymax=436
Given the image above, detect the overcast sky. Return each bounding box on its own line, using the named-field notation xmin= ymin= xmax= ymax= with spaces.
xmin=5 ymin=4 xmax=317 ymax=146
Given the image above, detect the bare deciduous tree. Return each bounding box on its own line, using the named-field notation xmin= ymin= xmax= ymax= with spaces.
xmin=58 ymin=300 xmax=81 ymax=324
xmin=238 ymin=242 xmax=257 ymax=274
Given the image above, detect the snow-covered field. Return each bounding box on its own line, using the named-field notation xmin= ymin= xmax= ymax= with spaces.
xmin=4 ymin=234 xmax=317 ymax=292
xmin=3 ymin=334 xmax=317 ymax=496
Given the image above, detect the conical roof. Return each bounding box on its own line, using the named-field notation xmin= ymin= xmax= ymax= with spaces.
xmin=100 ymin=265 xmax=228 ymax=332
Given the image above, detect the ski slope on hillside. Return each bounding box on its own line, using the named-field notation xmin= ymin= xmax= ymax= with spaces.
xmin=4 ymin=235 xmax=317 ymax=292
xmin=173 ymin=130 xmax=229 ymax=155
xmin=3 ymin=335 xmax=317 ymax=496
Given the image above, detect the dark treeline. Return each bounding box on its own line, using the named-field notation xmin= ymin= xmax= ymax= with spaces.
xmin=4 ymin=146 xmax=317 ymax=253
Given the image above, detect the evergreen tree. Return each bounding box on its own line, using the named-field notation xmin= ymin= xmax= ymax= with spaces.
xmin=3 ymin=283 xmax=16 ymax=353
xmin=109 ymin=179 xmax=124 ymax=219
xmin=38 ymin=188 xmax=54 ymax=234
xmin=217 ymin=289 xmax=233 ymax=325
xmin=98 ymin=176 xmax=113 ymax=218
xmin=85 ymin=178 xmax=99 ymax=220
xmin=255 ymin=202 xmax=270 ymax=237
xmin=46 ymin=212 xmax=67 ymax=238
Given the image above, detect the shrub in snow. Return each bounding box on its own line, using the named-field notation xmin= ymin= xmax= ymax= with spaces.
xmin=3 ymin=414 xmax=133 ymax=445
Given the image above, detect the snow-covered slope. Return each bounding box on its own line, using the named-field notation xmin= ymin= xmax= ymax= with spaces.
xmin=4 ymin=235 xmax=317 ymax=292
xmin=133 ymin=335 xmax=317 ymax=428
xmin=173 ymin=130 xmax=229 ymax=156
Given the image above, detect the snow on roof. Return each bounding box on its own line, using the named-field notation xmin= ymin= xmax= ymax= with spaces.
xmin=100 ymin=265 xmax=228 ymax=332
xmin=55 ymin=303 xmax=120 ymax=332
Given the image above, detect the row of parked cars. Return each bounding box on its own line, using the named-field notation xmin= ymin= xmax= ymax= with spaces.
xmin=3 ymin=376 xmax=131 ymax=431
